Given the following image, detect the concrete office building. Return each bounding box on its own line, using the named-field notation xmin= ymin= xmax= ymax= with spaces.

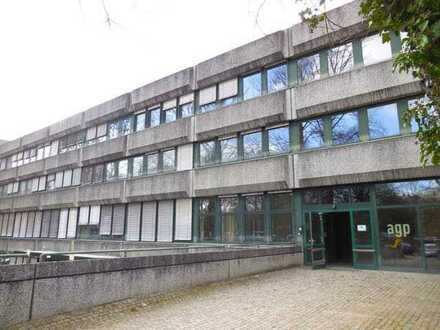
xmin=0 ymin=0 xmax=439 ymax=272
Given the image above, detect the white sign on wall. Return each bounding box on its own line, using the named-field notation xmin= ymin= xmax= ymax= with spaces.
xmin=357 ymin=224 xmax=367 ymax=232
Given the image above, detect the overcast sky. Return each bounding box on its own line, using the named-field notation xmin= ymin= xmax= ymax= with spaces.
xmin=0 ymin=0 xmax=351 ymax=141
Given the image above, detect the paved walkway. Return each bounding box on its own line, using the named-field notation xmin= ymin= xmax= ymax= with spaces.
xmin=10 ymin=267 xmax=440 ymax=330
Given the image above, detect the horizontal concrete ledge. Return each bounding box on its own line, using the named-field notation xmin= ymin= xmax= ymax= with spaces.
xmin=82 ymin=135 xmax=127 ymax=165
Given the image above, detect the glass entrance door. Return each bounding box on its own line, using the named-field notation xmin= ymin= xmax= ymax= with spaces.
xmin=350 ymin=210 xmax=377 ymax=269
xmin=304 ymin=212 xmax=326 ymax=268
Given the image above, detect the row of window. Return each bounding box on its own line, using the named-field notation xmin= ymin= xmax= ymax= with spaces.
xmin=0 ymin=200 xmax=182 ymax=242
xmin=196 ymin=125 xmax=290 ymax=167
xmin=82 ymin=148 xmax=176 ymax=185
xmin=0 ymin=33 xmax=403 ymax=171
xmin=0 ymin=168 xmax=81 ymax=197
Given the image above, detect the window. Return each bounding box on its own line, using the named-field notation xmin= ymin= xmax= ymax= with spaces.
xmin=162 ymin=150 xmax=176 ymax=171
xmin=218 ymin=78 xmax=238 ymax=105
xmin=31 ymin=178 xmax=39 ymax=192
xmin=105 ymin=162 xmax=117 ymax=181
xmin=220 ymin=137 xmax=238 ymax=163
xmin=37 ymin=147 xmax=44 ymax=160
xmin=55 ymin=171 xmax=63 ymax=188
xmin=331 ymin=111 xmax=360 ymax=145
xmin=362 ymin=34 xmax=392 ymax=66
xmin=199 ymin=141 xmax=216 ymax=166
xmin=62 ymin=169 xmax=72 ymax=187
xmin=220 ymin=197 xmax=239 ymax=242
xmin=302 ymin=119 xmax=324 ymax=149
xmin=38 ymin=176 xmax=46 ymax=191
xmin=149 ymin=107 xmax=161 ymax=127
xmin=267 ymin=64 xmax=287 ymax=93
xmin=368 ymin=103 xmax=400 ymax=139
xmin=44 ymin=144 xmax=51 ymax=158
xmin=82 ymin=166 xmax=93 ymax=184
xmin=268 ymin=126 xmax=290 ymax=154
xmin=243 ymin=131 xmax=262 ymax=159
xmin=47 ymin=174 xmax=56 ymax=190
xmin=132 ymin=156 xmax=144 ymax=177
xmin=147 ymin=153 xmax=159 ymax=174
xmin=270 ymin=193 xmax=293 ymax=242
xmin=199 ymin=198 xmax=216 ymax=241
xmin=94 ymin=164 xmax=105 ymax=183
xmin=180 ymin=103 xmax=193 ymax=118
xmin=244 ymin=195 xmax=265 ymax=242
xmin=86 ymin=126 xmax=97 ymax=142
xmin=135 ymin=113 xmax=146 ymax=132
xmin=199 ymin=102 xmax=217 ymax=113
xmin=407 ymin=99 xmax=420 ymax=133
xmin=72 ymin=168 xmax=81 ymax=186
xmin=118 ymin=159 xmax=128 ymax=179
xmin=120 ymin=117 xmax=132 ymax=136
xmin=376 ymin=180 xmax=440 ymax=205
xmin=199 ymin=86 xmax=217 ymax=113
xmin=108 ymin=121 xmax=119 ymax=139
xmin=328 ymin=43 xmax=354 ymax=75
xmin=298 ymin=54 xmax=320 ymax=82
xmin=164 ymin=108 xmax=177 ymax=123
xmin=242 ymin=72 xmax=262 ymax=100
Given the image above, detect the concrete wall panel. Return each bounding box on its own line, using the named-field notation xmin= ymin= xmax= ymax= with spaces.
xmin=21 ymin=127 xmax=50 ymax=148
xmin=78 ymin=181 xmax=124 ymax=204
xmin=0 ymin=167 xmax=17 ymax=183
xmin=84 ymin=94 xmax=130 ymax=125
xmin=18 ymin=160 xmax=45 ymax=179
xmin=48 ymin=113 xmax=83 ymax=137
xmin=12 ymin=194 xmax=41 ymax=211
xmin=82 ymin=136 xmax=126 ymax=165
xmin=0 ymin=138 xmax=21 ymax=157
xmin=45 ymin=150 xmax=81 ymax=172
xmin=40 ymin=188 xmax=77 ymax=209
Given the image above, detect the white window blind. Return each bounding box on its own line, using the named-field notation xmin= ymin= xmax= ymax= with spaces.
xmin=97 ymin=123 xmax=107 ymax=137
xmin=218 ymin=78 xmax=238 ymax=100
xmin=112 ymin=204 xmax=125 ymax=236
xmin=78 ymin=206 xmax=90 ymax=225
xmin=174 ymin=199 xmax=192 ymax=241
xmin=179 ymin=93 xmax=194 ymax=105
xmin=19 ymin=212 xmax=28 ymax=238
xmin=66 ymin=208 xmax=78 ymax=238
xmin=89 ymin=205 xmax=100 ymax=225
xmin=99 ymin=205 xmax=112 ymax=235
xmin=141 ymin=201 xmax=157 ymax=241
xmin=55 ymin=171 xmax=63 ymax=188
xmin=50 ymin=140 xmax=59 ymax=156
xmin=58 ymin=209 xmax=69 ymax=238
xmin=33 ymin=212 xmax=42 ymax=237
xmin=32 ymin=178 xmax=39 ymax=192
xmin=126 ymin=203 xmax=141 ymax=241
xmin=63 ymin=169 xmax=72 ymax=187
xmin=13 ymin=213 xmax=21 ymax=237
xmin=49 ymin=210 xmax=60 ymax=238
xmin=0 ymin=215 xmax=6 ymax=236
xmin=199 ymin=86 xmax=217 ymax=105
xmin=72 ymin=168 xmax=81 ymax=186
xmin=86 ymin=126 xmax=97 ymax=141
xmin=40 ymin=211 xmax=51 ymax=237
xmin=26 ymin=212 xmax=35 ymax=238
xmin=157 ymin=200 xmax=174 ymax=242
xmin=163 ymin=99 xmax=177 ymax=110
xmin=38 ymin=176 xmax=46 ymax=191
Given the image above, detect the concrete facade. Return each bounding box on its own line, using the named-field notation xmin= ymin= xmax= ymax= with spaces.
xmin=0 ymin=0 xmax=439 ymax=269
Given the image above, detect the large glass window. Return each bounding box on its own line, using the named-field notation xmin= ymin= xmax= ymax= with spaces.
xmin=270 ymin=193 xmax=293 ymax=242
xmin=108 ymin=121 xmax=119 ymax=139
xmin=120 ymin=117 xmax=132 ymax=136
xmin=331 ymin=111 xmax=360 ymax=145
xmin=268 ymin=126 xmax=289 ymax=154
xmin=368 ymin=103 xmax=400 ymax=139
xmin=199 ymin=198 xmax=216 ymax=241
xmin=328 ymin=43 xmax=354 ymax=75
xmin=82 ymin=166 xmax=93 ymax=184
xmin=94 ymin=164 xmax=104 ymax=183
xmin=298 ymin=54 xmax=320 ymax=82
xmin=162 ymin=150 xmax=176 ymax=171
xmin=147 ymin=153 xmax=159 ymax=174
xmin=420 ymin=207 xmax=440 ymax=272
xmin=220 ymin=197 xmax=239 ymax=242
xmin=242 ymin=72 xmax=262 ymax=100
xmin=362 ymin=34 xmax=392 ymax=66
xmin=180 ymin=103 xmax=193 ymax=118
xmin=243 ymin=131 xmax=262 ymax=159
xmin=378 ymin=207 xmax=422 ymax=269
xmin=164 ymin=108 xmax=177 ymax=123
xmin=135 ymin=113 xmax=146 ymax=132
xmin=220 ymin=137 xmax=238 ymax=163
xmin=302 ymin=119 xmax=324 ymax=149
xmin=105 ymin=162 xmax=117 ymax=181
xmin=118 ymin=159 xmax=128 ymax=179
xmin=132 ymin=156 xmax=144 ymax=177
xmin=376 ymin=180 xmax=440 ymax=205
xmin=267 ymin=64 xmax=287 ymax=93
xmin=244 ymin=195 xmax=265 ymax=242
xmin=149 ymin=108 xmax=161 ymax=127
xmin=200 ymin=141 xmax=217 ymax=166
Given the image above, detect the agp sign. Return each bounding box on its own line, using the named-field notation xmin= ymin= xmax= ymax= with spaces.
xmin=387 ymin=224 xmax=411 ymax=238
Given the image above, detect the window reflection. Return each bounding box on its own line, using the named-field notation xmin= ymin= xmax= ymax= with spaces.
xmin=331 ymin=111 xmax=359 ymax=145
xmin=243 ymin=72 xmax=262 ymax=100
xmin=244 ymin=195 xmax=265 ymax=242
xmin=150 ymin=108 xmax=161 ymax=127
xmin=132 ymin=156 xmax=144 ymax=177
xmin=220 ymin=138 xmax=238 ymax=162
xmin=162 ymin=150 xmax=175 ymax=171
xmin=180 ymin=103 xmax=193 ymax=118
xmin=268 ymin=126 xmax=290 ymax=154
xmin=298 ymin=54 xmax=320 ymax=82
xmin=220 ymin=197 xmax=239 ymax=242
xmin=362 ymin=34 xmax=392 ymax=66
xmin=420 ymin=207 xmax=440 ymax=272
xmin=267 ymin=64 xmax=287 ymax=93
xmin=368 ymin=103 xmax=400 ymax=139
xmin=376 ymin=180 xmax=440 ymax=205
xmin=147 ymin=153 xmax=159 ymax=174
xmin=243 ymin=132 xmax=262 ymax=159
xmin=302 ymin=119 xmax=324 ymax=149
xmin=200 ymin=198 xmax=216 ymax=241
xmin=328 ymin=43 xmax=354 ymax=75
xmin=200 ymin=141 xmax=216 ymax=166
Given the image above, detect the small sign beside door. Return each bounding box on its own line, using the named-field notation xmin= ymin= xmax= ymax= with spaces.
xmin=357 ymin=224 xmax=367 ymax=232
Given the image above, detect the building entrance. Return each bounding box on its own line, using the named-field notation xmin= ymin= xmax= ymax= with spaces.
xmin=323 ymin=212 xmax=352 ymax=265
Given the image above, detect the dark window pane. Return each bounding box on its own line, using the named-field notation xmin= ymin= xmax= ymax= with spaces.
xmin=368 ymin=103 xmax=400 ymax=139
xmin=321 ymin=189 xmax=334 ymax=204
xmin=268 ymin=126 xmax=290 ymax=154
xmin=198 ymin=102 xmax=217 ymax=113
xmin=150 ymin=108 xmax=161 ymax=127
xmin=94 ymin=164 xmax=104 ymax=183
xmin=272 ymin=213 xmax=292 ymax=242
xmin=328 ymin=43 xmax=354 ymax=75
xmin=298 ymin=54 xmax=320 ymax=82
xmin=352 ymin=211 xmax=371 ymax=245
xmin=420 ymin=207 xmax=440 ymax=272
xmin=303 ymin=190 xmax=320 ymax=204
xmin=220 ymin=197 xmax=239 ymax=242
xmin=162 ymin=150 xmax=175 ymax=171
xmin=331 ymin=112 xmax=359 ymax=145
xmin=82 ymin=166 xmax=93 ymax=184
xmin=164 ymin=108 xmax=177 ymax=123
xmin=376 ymin=179 xmax=440 ymax=205
xmin=267 ymin=64 xmax=287 ymax=93
xmin=243 ymin=132 xmax=262 ymax=159
xmin=243 ymin=72 xmax=262 ymax=100
xmin=270 ymin=193 xmax=292 ymax=210
xmin=220 ymin=138 xmax=238 ymax=162
xmin=333 ymin=188 xmax=350 ymax=204
xmin=302 ymin=119 xmax=324 ymax=149
xmin=108 ymin=121 xmax=119 ymax=139
xmin=120 ymin=117 xmax=132 ymax=136
xmin=350 ymin=186 xmax=370 ymax=203
xmin=378 ymin=207 xmax=422 ymax=269
xmin=245 ymin=195 xmax=264 ymax=212
xmin=199 ymin=198 xmax=216 ymax=241
xmin=180 ymin=103 xmax=193 ymax=118
xmin=200 ymin=141 xmax=217 ymax=166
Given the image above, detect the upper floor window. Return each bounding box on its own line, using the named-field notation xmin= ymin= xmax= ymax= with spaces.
xmin=220 ymin=137 xmax=238 ymax=163
xmin=132 ymin=156 xmax=144 ymax=177
xmin=301 ymin=119 xmax=325 ymax=149
xmin=147 ymin=152 xmax=159 ymax=174
xmin=331 ymin=111 xmax=360 ymax=145
xmin=106 ymin=162 xmax=117 ymax=181
xmin=298 ymin=54 xmax=320 ymax=82
xmin=243 ymin=131 xmax=262 ymax=159
xmin=362 ymin=34 xmax=392 ymax=66
xmin=242 ymin=72 xmax=262 ymax=101
xmin=179 ymin=93 xmax=194 ymax=118
xmin=199 ymin=86 xmax=217 ymax=113
xmin=162 ymin=149 xmax=176 ymax=171
xmin=163 ymin=99 xmax=177 ymax=124
xmin=200 ymin=141 xmax=216 ymax=166
xmin=149 ymin=107 xmax=161 ymax=127
xmin=218 ymin=78 xmax=239 ymax=106
xmin=267 ymin=64 xmax=287 ymax=93
xmin=367 ymin=103 xmax=400 ymax=139
xmin=118 ymin=159 xmax=128 ymax=179
xmin=268 ymin=126 xmax=289 ymax=154
xmin=328 ymin=43 xmax=354 ymax=75
xmin=135 ymin=112 xmax=146 ymax=132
